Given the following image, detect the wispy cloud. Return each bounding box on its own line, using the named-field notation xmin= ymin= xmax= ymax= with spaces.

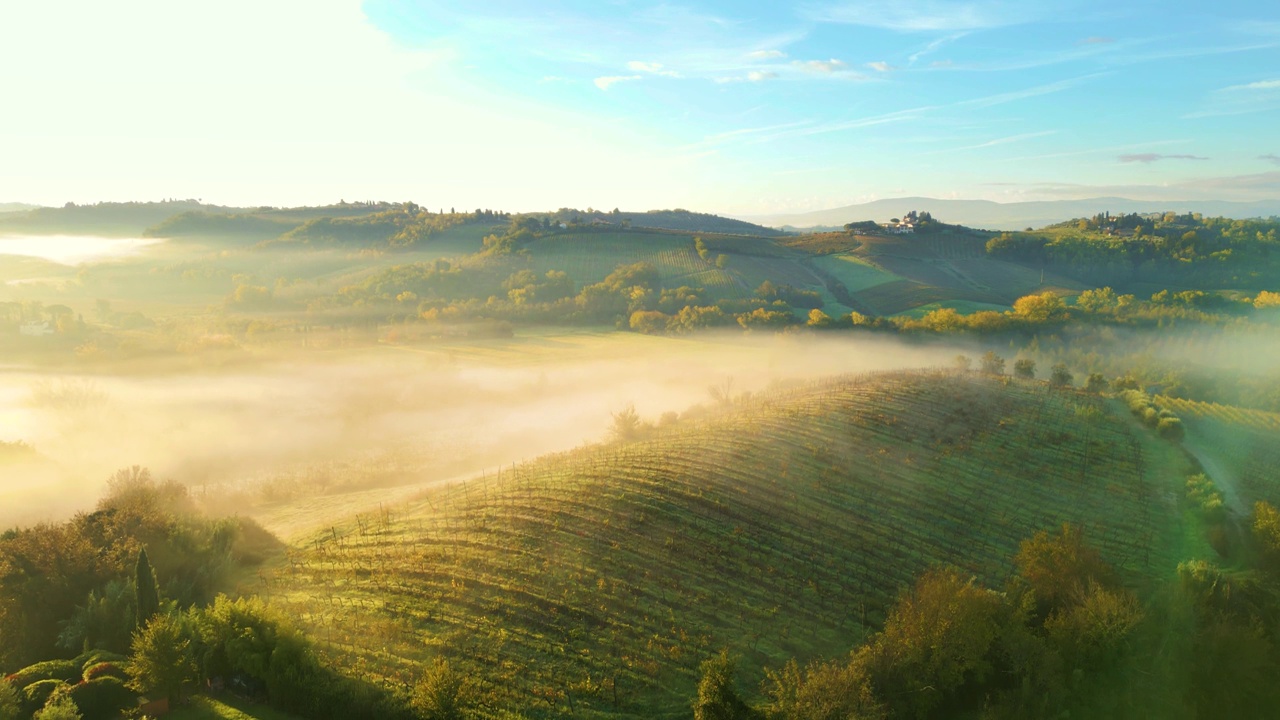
xmin=1118 ymin=153 xmax=1209 ymax=163
xmin=908 ymin=33 xmax=966 ymax=65
xmin=867 ymin=61 xmax=895 ymax=72
xmin=1185 ymin=76 xmax=1280 ymax=117
xmin=796 ymin=58 xmax=848 ymax=73
xmin=594 ymin=75 xmax=641 ymax=90
xmin=627 ymin=60 xmax=681 ymax=77
xmin=748 ymin=71 xmax=779 ymax=82
xmin=748 ymin=49 xmax=787 ymax=60
xmin=919 ymin=130 xmax=1057 ymax=156
xmin=1080 ymin=36 xmax=1114 ymax=45
xmin=1259 ymin=154 xmax=1280 ymax=166
xmin=957 ymin=73 xmax=1106 ymax=108
xmin=807 ymin=1 xmax=1050 ymax=32
xmin=1224 ymin=78 xmax=1280 ymax=91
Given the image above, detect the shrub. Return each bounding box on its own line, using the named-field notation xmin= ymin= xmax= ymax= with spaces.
xmin=81 ymin=663 xmax=128 ymax=683
xmin=33 ymin=690 xmax=81 ymax=720
xmin=1013 ymin=358 xmax=1036 ymax=379
xmin=411 ymin=659 xmax=472 ymax=720
xmin=74 ymin=652 xmax=127 ymax=673
xmin=1157 ymin=416 xmax=1184 ymax=440
xmin=67 ymin=677 xmax=135 ymax=720
xmin=762 ymin=657 xmax=884 ymax=720
xmin=8 ymin=661 xmax=80 ymax=689
xmin=21 ymin=680 xmax=65 ymax=718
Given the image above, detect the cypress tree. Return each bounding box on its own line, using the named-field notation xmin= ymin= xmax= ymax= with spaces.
xmin=135 ymin=547 xmax=159 ymax=630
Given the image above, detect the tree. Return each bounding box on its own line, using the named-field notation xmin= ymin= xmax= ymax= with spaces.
xmin=32 ymin=692 xmax=81 ymax=720
xmin=860 ymin=569 xmax=1003 ymax=719
xmin=1012 ymin=292 xmax=1067 ymax=323
xmin=1014 ymin=524 xmax=1116 ymax=620
xmin=693 ymin=650 xmax=758 ymax=720
xmin=128 ymin=613 xmax=197 ymax=706
xmin=412 ymin=659 xmax=471 ymax=720
xmin=610 ymin=404 xmax=644 ymax=443
xmin=953 ymin=354 xmax=973 ymax=371
xmin=1013 ymin=358 xmax=1036 ymax=379
xmin=1085 ymin=372 xmax=1108 ymax=393
xmin=1049 ymin=363 xmax=1073 ymax=387
xmin=806 ymin=309 xmax=832 ymax=328
xmin=1252 ymin=501 xmax=1280 ymax=574
xmin=980 ymin=351 xmax=1006 ymax=375
xmin=135 ymin=548 xmax=159 ymax=631
xmin=0 ymin=680 xmax=19 ymax=720
xmin=762 ymin=657 xmax=884 ymax=720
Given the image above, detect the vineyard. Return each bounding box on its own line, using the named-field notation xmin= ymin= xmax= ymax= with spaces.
xmin=262 ymin=371 xmax=1185 ymax=719
xmin=1158 ymin=397 xmax=1280 ymax=511
xmin=520 ymin=233 xmax=741 ymax=298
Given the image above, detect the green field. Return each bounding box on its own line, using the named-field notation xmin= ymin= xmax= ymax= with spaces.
xmin=266 ymin=371 xmax=1187 ymax=718
xmin=893 ymin=299 xmax=1012 ymax=319
xmin=168 ymin=696 xmax=305 ymax=720
xmin=810 ymin=254 xmax=901 ymax=293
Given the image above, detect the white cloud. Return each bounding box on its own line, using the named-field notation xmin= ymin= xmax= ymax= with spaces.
xmin=594 ymin=75 xmax=643 ymax=90
xmin=796 ymin=58 xmax=848 ymax=73
xmin=748 ymin=71 xmax=779 ymax=82
xmin=867 ymin=61 xmax=894 ymax=72
xmin=1225 ymin=79 xmax=1280 ymax=91
xmin=748 ymin=50 xmax=787 ymax=60
xmin=809 ymin=0 xmax=1047 ymax=31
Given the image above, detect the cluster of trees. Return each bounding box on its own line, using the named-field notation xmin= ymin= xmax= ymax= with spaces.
xmin=0 ymin=468 xmax=277 ymax=672
xmin=696 ymin=503 xmax=1280 ymax=720
xmin=273 ymin=209 xmax=484 ymax=250
xmin=987 ymin=214 xmax=1280 ymax=287
xmin=1119 ymin=389 xmax=1185 ymax=439
xmin=694 ymin=525 xmax=1147 ymax=719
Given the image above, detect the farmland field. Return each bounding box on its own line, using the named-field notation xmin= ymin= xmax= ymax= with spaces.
xmin=266 ymin=371 xmax=1185 ymax=718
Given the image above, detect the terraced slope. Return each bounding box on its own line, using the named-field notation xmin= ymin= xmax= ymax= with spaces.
xmin=267 ymin=372 xmax=1185 ymax=719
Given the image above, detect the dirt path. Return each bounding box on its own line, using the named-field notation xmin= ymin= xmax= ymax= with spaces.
xmin=1182 ymin=433 xmax=1248 ymax=516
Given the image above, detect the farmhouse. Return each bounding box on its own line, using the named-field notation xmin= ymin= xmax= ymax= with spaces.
xmin=18 ymin=321 xmax=52 ymax=336
xmin=881 ymin=219 xmax=915 ymax=234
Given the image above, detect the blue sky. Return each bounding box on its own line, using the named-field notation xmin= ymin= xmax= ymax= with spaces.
xmin=1 ymin=0 xmax=1278 ymax=214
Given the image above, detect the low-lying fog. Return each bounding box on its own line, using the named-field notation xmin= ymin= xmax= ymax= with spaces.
xmin=0 ymin=235 xmax=164 ymax=265
xmin=0 ymin=333 xmax=960 ymax=531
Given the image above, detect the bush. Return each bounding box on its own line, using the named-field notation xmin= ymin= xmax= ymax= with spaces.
xmin=693 ymin=650 xmax=759 ymax=720
xmin=8 ymin=661 xmax=80 ymax=689
xmin=411 ymin=659 xmax=472 ymax=720
xmin=762 ymin=657 xmax=884 ymax=720
xmin=74 ymin=652 xmax=127 ymax=673
xmin=21 ymin=680 xmax=65 ymax=718
xmin=32 ymin=691 xmax=80 ymax=720
xmin=1013 ymin=358 xmax=1036 ymax=379
xmin=81 ymin=663 xmax=128 ymax=683
xmin=1157 ymin=416 xmax=1184 ymax=440
xmin=67 ymin=677 xmax=136 ymax=720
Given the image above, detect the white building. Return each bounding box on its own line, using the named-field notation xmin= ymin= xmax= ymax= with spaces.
xmin=19 ymin=321 xmax=53 ymax=336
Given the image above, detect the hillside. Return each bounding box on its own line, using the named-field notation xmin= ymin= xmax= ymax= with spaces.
xmin=747 ymin=197 xmax=1280 ymax=232
xmin=265 ymin=371 xmax=1187 ymax=719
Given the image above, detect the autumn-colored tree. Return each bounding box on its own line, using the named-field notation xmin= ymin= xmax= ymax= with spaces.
xmin=412 ymin=659 xmax=472 ymax=720
xmin=1012 ymin=292 xmax=1067 ymax=323
xmin=860 ymin=568 xmax=1004 ymax=719
xmin=693 ymin=650 xmax=759 ymax=720
xmin=1049 ymin=363 xmax=1073 ymax=387
xmin=761 ymin=657 xmax=884 ymax=720
xmin=1014 ymin=524 xmax=1116 ymax=620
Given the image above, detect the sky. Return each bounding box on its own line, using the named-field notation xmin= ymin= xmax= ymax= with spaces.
xmin=1 ymin=0 xmax=1278 ymax=215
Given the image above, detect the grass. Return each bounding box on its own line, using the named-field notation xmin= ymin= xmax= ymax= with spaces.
xmin=167 ymin=696 xmax=304 ymax=720
xmin=810 ymin=254 xmax=901 ymax=293
xmin=263 ymin=371 xmax=1185 ymax=719
xmin=891 ymin=300 xmax=1011 ymax=319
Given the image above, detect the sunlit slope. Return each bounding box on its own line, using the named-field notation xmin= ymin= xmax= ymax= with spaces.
xmin=268 ymin=372 xmax=1181 ymax=718
xmin=1157 ymin=395 xmax=1280 ymax=512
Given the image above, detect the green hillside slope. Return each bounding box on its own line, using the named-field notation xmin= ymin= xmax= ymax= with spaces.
xmin=265 ymin=371 xmax=1188 ymax=718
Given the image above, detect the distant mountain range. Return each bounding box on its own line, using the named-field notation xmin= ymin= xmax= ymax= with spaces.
xmin=742 ymin=197 xmax=1280 ymax=232
xmin=0 ymin=203 xmax=41 ymax=214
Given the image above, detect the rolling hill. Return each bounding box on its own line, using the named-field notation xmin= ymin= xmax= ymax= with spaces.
xmin=264 ymin=370 xmax=1189 ymax=719
xmin=746 ymin=197 xmax=1280 ymax=232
